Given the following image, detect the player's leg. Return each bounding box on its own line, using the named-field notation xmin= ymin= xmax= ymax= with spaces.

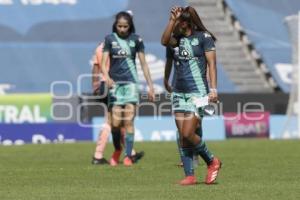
xmin=92 ymin=122 xmax=110 ymax=164
xmin=110 ymin=105 xmax=123 ymax=166
xmin=192 ymin=122 xmax=202 ymax=167
xmin=176 ymin=120 xmax=201 ymax=168
xmin=172 ymin=92 xmax=195 ymax=183
xmin=196 ymin=118 xmax=214 ymax=165
xmin=176 ymin=130 xmax=184 ymax=167
xmin=174 ymin=112 xmax=184 ymax=167
xmin=197 ymin=118 xmax=222 ymax=184
xmin=172 ymin=93 xmax=186 ymax=166
xmin=111 ymin=107 xmax=122 ymax=152
xmin=92 ymin=81 xmax=111 ymax=164
xmin=178 ymin=112 xmax=198 ymax=185
xmin=123 ymin=103 xmax=136 ymax=166
xmin=191 ymin=91 xmax=221 ymax=184
xmin=119 ymin=124 xmax=144 ymax=163
xmin=107 ymin=83 xmax=125 ymax=166
xmin=121 ymin=83 xmax=141 ymax=166
xmin=182 ymin=108 xmax=221 ymax=184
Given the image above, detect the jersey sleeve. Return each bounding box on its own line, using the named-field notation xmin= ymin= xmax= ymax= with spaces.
xmin=103 ymin=35 xmax=111 ymax=52
xmin=135 ymin=36 xmax=145 ymax=52
xmin=202 ymin=32 xmax=216 ymax=52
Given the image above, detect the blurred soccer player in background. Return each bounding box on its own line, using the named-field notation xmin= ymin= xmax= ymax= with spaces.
xmin=161 ymin=6 xmax=222 ymax=185
xmin=91 ymin=40 xmax=144 ymax=165
xmin=101 ymin=11 xmax=155 ymax=166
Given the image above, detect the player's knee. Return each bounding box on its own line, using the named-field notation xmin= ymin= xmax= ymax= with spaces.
xmin=181 ymin=131 xmax=192 ymax=140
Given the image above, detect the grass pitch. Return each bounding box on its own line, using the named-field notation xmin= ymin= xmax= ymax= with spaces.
xmin=0 ymin=139 xmax=300 ymax=200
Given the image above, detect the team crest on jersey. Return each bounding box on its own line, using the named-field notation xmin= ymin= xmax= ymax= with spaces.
xmin=129 ymin=40 xmax=136 ymax=47
xmin=112 ymin=41 xmax=119 ymax=48
xmin=191 ymin=38 xmax=199 ymax=46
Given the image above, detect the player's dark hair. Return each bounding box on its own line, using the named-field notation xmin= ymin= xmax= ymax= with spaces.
xmin=180 ymin=6 xmax=217 ymax=41
xmin=113 ymin=11 xmax=135 ymax=34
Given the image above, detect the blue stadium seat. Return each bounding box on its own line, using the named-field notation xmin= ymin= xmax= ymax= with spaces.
xmin=225 ymin=0 xmax=300 ymax=92
xmin=0 ymin=0 xmax=237 ymax=93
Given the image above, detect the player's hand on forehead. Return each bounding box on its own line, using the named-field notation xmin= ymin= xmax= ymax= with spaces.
xmin=170 ymin=6 xmax=182 ymax=20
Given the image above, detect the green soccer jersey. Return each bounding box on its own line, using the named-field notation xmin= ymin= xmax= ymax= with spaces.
xmin=103 ymin=32 xmax=145 ymax=83
xmin=166 ymin=31 xmax=216 ymax=94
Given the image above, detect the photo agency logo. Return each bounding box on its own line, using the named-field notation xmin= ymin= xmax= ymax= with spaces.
xmin=50 ymin=78 xmax=267 ymax=128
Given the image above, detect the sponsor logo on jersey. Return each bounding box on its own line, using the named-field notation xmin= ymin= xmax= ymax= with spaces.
xmin=112 ymin=48 xmax=129 ymax=58
xmin=118 ymin=49 xmax=128 ymax=56
xmin=178 ymin=49 xmax=191 ymax=60
xmin=181 ymin=49 xmax=190 ymax=57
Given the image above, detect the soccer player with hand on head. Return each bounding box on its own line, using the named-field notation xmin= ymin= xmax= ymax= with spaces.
xmin=162 ymin=6 xmax=222 ymax=185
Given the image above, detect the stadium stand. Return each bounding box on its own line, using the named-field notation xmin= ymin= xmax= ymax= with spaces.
xmin=224 ymin=0 xmax=300 ymax=92
xmin=188 ymin=0 xmax=277 ymax=92
xmin=0 ymin=0 xmax=237 ymax=94
xmin=0 ymin=0 xmax=298 ymax=94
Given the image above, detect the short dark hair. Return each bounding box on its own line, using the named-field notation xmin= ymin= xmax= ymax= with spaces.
xmin=112 ymin=11 xmax=135 ymax=34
